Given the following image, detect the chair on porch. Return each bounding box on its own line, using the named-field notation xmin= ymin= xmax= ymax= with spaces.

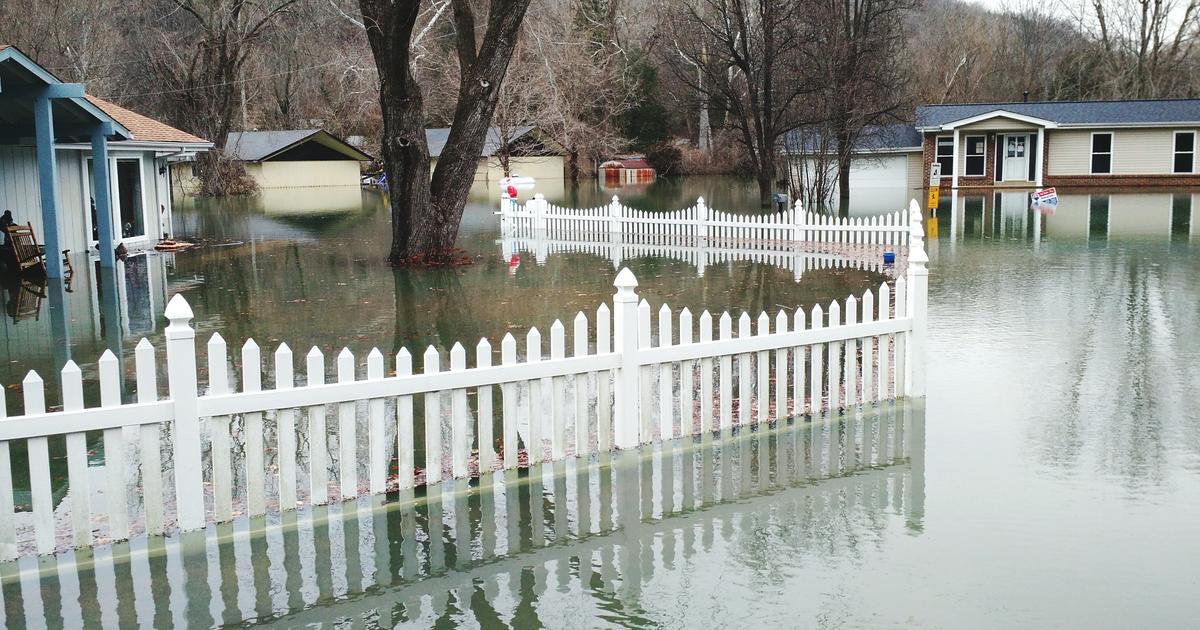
xmin=3 ymin=223 xmax=74 ymax=278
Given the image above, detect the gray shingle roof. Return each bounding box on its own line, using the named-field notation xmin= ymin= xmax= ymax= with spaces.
xmin=426 ymin=126 xmax=535 ymax=158
xmin=225 ymin=129 xmax=372 ymax=162
xmin=784 ymin=123 xmax=922 ymax=154
xmin=916 ymin=99 xmax=1200 ymax=129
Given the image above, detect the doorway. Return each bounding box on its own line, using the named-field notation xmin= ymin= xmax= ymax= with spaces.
xmin=1002 ymin=134 xmax=1029 ymax=182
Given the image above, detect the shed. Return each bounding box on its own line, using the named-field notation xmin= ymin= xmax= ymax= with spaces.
xmin=224 ymin=129 xmax=373 ymax=189
xmin=600 ymin=156 xmax=656 ymax=185
xmin=426 ymin=126 xmax=566 ymax=182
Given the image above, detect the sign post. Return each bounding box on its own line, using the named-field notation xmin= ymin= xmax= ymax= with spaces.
xmin=925 ymin=163 xmax=941 ymax=239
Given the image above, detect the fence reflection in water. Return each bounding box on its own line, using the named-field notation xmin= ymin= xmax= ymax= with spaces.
xmin=0 ymin=402 xmax=925 ymax=628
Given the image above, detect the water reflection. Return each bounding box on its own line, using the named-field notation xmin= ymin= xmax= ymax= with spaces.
xmin=0 ymin=402 xmax=925 ymax=627
xmin=934 ymin=190 xmax=1200 ymax=243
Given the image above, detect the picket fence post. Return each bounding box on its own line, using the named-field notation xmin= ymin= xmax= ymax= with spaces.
xmin=905 ymin=199 xmax=928 ymax=397
xmin=792 ymin=198 xmax=804 ymax=242
xmin=534 ymin=193 xmax=547 ymax=233
xmin=697 ymin=196 xmax=709 ymax=242
xmin=164 ymin=294 xmax=204 ymax=531
xmin=609 ymin=195 xmax=622 ymax=234
xmin=612 ymin=268 xmax=641 ymax=448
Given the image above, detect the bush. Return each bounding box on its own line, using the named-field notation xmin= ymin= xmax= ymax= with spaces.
xmin=644 ymin=143 xmax=683 ymax=176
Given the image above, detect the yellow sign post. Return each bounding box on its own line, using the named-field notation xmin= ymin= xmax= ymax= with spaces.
xmin=925 ymin=163 xmax=940 ymax=239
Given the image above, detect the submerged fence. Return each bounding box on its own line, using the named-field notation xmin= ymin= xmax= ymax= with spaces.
xmin=500 ymin=193 xmax=913 ymax=247
xmin=0 ymin=201 xmax=928 ymax=559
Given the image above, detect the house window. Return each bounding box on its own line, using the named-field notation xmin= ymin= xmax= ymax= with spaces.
xmin=1091 ymin=133 xmax=1113 ymax=174
xmin=1174 ymin=131 xmax=1195 ymax=174
xmin=935 ymin=136 xmax=954 ymax=176
xmin=965 ymin=135 xmax=985 ymax=176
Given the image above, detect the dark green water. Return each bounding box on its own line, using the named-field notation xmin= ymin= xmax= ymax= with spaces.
xmin=1 ymin=180 xmax=1199 ymax=627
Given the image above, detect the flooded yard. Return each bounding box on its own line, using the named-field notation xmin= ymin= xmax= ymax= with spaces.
xmin=1 ymin=178 xmax=1198 ymax=627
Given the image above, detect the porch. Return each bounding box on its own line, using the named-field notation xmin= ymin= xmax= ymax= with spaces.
xmin=925 ymin=111 xmax=1054 ymax=190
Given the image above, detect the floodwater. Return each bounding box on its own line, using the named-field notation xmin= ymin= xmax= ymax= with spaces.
xmin=1 ymin=178 xmax=1199 ymax=627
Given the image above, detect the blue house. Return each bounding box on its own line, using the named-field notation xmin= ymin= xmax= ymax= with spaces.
xmin=0 ymin=45 xmax=211 ymax=277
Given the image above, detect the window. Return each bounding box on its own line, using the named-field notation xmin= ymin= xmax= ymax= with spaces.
xmin=965 ymin=135 xmax=986 ymax=176
xmin=935 ymin=136 xmax=954 ymax=176
xmin=1091 ymin=133 xmax=1113 ymax=174
xmin=1174 ymin=131 xmax=1195 ymax=174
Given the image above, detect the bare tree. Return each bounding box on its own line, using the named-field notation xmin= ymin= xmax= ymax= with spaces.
xmin=358 ymin=0 xmax=532 ymax=264
xmin=1078 ymin=0 xmax=1200 ymax=98
xmin=662 ymin=0 xmax=812 ymax=206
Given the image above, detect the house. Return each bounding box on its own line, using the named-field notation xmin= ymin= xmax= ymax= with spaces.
xmin=426 ymin=126 xmax=566 ymax=182
xmin=784 ymin=124 xmax=925 ymax=214
xmin=599 ymin=156 xmax=656 ymax=185
xmin=222 ymin=129 xmax=373 ymax=189
xmin=0 ymin=45 xmax=211 ymax=277
xmin=915 ymin=99 xmax=1200 ymax=189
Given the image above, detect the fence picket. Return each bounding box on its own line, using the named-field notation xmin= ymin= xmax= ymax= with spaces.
xmin=679 ymin=308 xmax=694 ymax=436
xmin=597 ymin=302 xmax=612 ymax=452
xmin=550 ymin=322 xmax=566 ymax=459
xmin=572 ymin=313 xmax=589 ymax=456
xmin=367 ymin=349 xmax=386 ymax=494
xmin=23 ymin=371 xmax=53 ymax=554
xmin=719 ymin=313 xmax=733 ymax=429
xmin=501 ymin=335 xmax=518 ymax=468
xmin=476 ymin=340 xmax=495 ymax=473
xmin=423 ymin=346 xmax=443 ymax=484
xmin=135 ymin=340 xmax=163 ymax=536
xmin=450 ymin=343 xmax=470 ymax=479
xmin=208 ymin=334 xmax=233 ymax=521
xmin=828 ymin=301 xmax=842 ymax=411
xmin=97 ymin=351 xmax=128 ymax=540
xmin=658 ymin=304 xmax=674 ymax=440
xmin=243 ymin=339 xmax=266 ymax=515
xmin=396 ymin=349 xmax=415 ymax=488
xmin=699 ymin=311 xmax=713 ymax=433
xmin=335 ymin=348 xmax=358 ymax=499
xmin=894 ymin=277 xmax=908 ymax=397
xmin=793 ymin=309 xmax=807 ymax=416
xmin=62 ymin=361 xmax=91 ymax=547
xmin=275 ymin=344 xmax=297 ymax=510
xmin=862 ymin=290 xmax=876 ymax=404
xmin=878 ymin=283 xmax=891 ymax=400
xmin=526 ymin=329 xmax=544 ymax=463
xmin=306 ymin=347 xmax=328 ymax=504
xmin=756 ymin=312 xmax=769 ymax=425
xmin=844 ymin=296 xmax=858 ymax=410
xmin=637 ymin=300 xmax=652 ymax=442
xmin=738 ymin=313 xmax=752 ymax=425
xmin=810 ymin=305 xmax=825 ymax=413
xmin=0 ymin=387 xmax=12 ymax=561
xmin=774 ymin=311 xmax=788 ymax=420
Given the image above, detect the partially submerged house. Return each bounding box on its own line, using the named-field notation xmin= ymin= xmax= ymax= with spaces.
xmin=223 ymin=129 xmax=373 ymax=189
xmin=427 ymin=126 xmax=566 ymax=182
xmin=0 ymin=45 xmax=211 ymax=277
xmin=599 ymin=156 xmax=656 ymax=185
xmin=915 ymin=99 xmax=1200 ymax=189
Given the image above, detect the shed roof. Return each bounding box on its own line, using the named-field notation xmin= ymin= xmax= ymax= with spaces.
xmin=426 ymin=126 xmax=537 ymax=158
xmin=224 ymin=129 xmax=373 ymax=162
xmin=785 ymin=124 xmax=923 ymax=154
xmin=916 ymin=99 xmax=1200 ymax=129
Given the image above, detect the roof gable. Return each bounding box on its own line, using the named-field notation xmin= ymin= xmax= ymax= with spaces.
xmin=225 ymin=129 xmax=372 ymax=162
xmin=86 ymin=96 xmax=208 ymax=144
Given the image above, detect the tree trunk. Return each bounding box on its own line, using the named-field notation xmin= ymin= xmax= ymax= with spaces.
xmin=756 ymin=175 xmax=772 ymax=208
xmin=837 ymin=152 xmax=852 ymax=218
xmin=362 ymin=0 xmax=532 ymax=265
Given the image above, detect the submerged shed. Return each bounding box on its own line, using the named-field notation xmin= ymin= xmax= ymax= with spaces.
xmin=224 ymin=129 xmax=373 ymax=189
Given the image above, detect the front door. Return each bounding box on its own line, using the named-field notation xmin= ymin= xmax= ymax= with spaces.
xmin=1003 ymin=134 xmax=1029 ymax=181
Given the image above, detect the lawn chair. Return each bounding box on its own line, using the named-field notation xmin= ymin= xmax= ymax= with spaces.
xmin=4 ymin=222 xmax=73 ymax=278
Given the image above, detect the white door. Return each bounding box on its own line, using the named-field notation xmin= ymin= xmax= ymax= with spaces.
xmin=1003 ymin=134 xmax=1028 ymax=181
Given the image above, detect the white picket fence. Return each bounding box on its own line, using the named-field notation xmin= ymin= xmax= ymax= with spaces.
xmin=0 ymin=201 xmax=929 ymax=559
xmin=500 ymin=193 xmax=913 ymax=247
xmin=499 ymin=232 xmax=901 ymax=281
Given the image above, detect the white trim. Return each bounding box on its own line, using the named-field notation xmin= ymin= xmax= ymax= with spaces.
xmin=951 ymin=128 xmax=960 ymax=188
xmin=1035 ymin=127 xmax=1045 ymax=187
xmin=1090 ymin=131 xmax=1114 ymax=175
xmin=934 ymin=109 xmax=1059 ymax=131
xmin=963 ymin=134 xmax=986 ymax=176
xmin=1173 ymin=130 xmax=1196 ymax=174
xmin=934 ymin=135 xmax=954 ymax=179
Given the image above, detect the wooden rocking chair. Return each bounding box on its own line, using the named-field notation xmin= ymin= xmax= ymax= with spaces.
xmin=4 ymin=222 xmax=73 ymax=278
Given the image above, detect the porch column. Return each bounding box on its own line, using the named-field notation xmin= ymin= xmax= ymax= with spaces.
xmin=1034 ymin=127 xmax=1045 ymax=187
xmin=951 ymin=128 xmax=960 ymax=190
xmin=91 ymin=124 xmax=116 ymax=268
xmin=33 ymin=95 xmax=64 ymax=278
